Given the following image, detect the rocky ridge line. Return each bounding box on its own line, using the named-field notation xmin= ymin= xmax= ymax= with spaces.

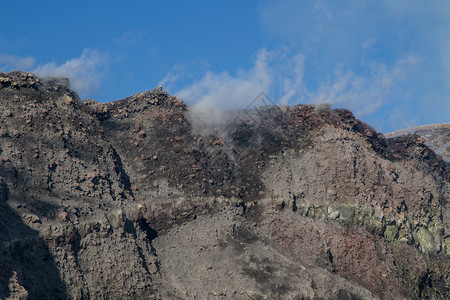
xmin=0 ymin=71 xmax=448 ymax=299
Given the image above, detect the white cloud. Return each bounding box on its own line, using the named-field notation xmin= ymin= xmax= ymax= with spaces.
xmin=311 ymin=56 xmax=418 ymax=117
xmin=163 ymin=47 xmax=417 ymax=130
xmin=159 ymin=64 xmax=187 ymax=90
xmin=257 ymin=0 xmax=450 ymax=132
xmin=174 ymin=49 xmax=273 ymax=127
xmin=0 ymin=54 xmax=36 ymax=70
xmin=170 ymin=49 xmax=307 ymax=113
xmin=0 ymin=49 xmax=107 ymax=97
xmin=278 ymin=53 xmax=306 ymax=105
xmin=33 ymin=49 xmax=108 ymax=96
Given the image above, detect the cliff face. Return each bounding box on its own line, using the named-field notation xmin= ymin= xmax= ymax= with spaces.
xmin=0 ymin=71 xmax=448 ymax=299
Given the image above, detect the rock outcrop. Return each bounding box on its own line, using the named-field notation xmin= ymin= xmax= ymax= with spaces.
xmin=385 ymin=124 xmax=450 ymax=163
xmin=0 ymin=71 xmax=448 ymax=299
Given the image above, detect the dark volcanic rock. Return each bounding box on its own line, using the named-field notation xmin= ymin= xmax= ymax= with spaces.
xmin=0 ymin=71 xmax=449 ymax=299
xmin=385 ymin=124 xmax=450 ymax=162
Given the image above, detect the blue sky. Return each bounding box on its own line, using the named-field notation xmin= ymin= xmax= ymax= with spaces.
xmin=0 ymin=0 xmax=449 ymax=133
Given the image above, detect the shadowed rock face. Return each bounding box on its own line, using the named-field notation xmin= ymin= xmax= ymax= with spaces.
xmin=0 ymin=71 xmax=449 ymax=299
xmin=385 ymin=124 xmax=450 ymax=162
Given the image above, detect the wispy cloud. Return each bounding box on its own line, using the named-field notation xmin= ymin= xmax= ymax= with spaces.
xmin=159 ymin=0 xmax=445 ymax=133
xmin=387 ymin=107 xmax=419 ymax=131
xmin=257 ymin=0 xmax=450 ymax=132
xmin=175 ymin=49 xmax=273 ymax=126
xmin=311 ymin=56 xmax=419 ymax=116
xmin=159 ymin=64 xmax=188 ymax=91
xmin=33 ymin=49 xmax=108 ymax=96
xmin=162 ymin=48 xmax=417 ymax=131
xmin=0 ymin=49 xmax=108 ymax=97
xmin=361 ymin=37 xmax=376 ymax=50
xmin=0 ymin=54 xmax=36 ymax=70
xmin=113 ymin=30 xmax=147 ymax=46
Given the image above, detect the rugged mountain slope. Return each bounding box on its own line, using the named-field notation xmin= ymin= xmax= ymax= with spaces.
xmin=385 ymin=124 xmax=450 ymax=163
xmin=0 ymin=71 xmax=448 ymax=299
